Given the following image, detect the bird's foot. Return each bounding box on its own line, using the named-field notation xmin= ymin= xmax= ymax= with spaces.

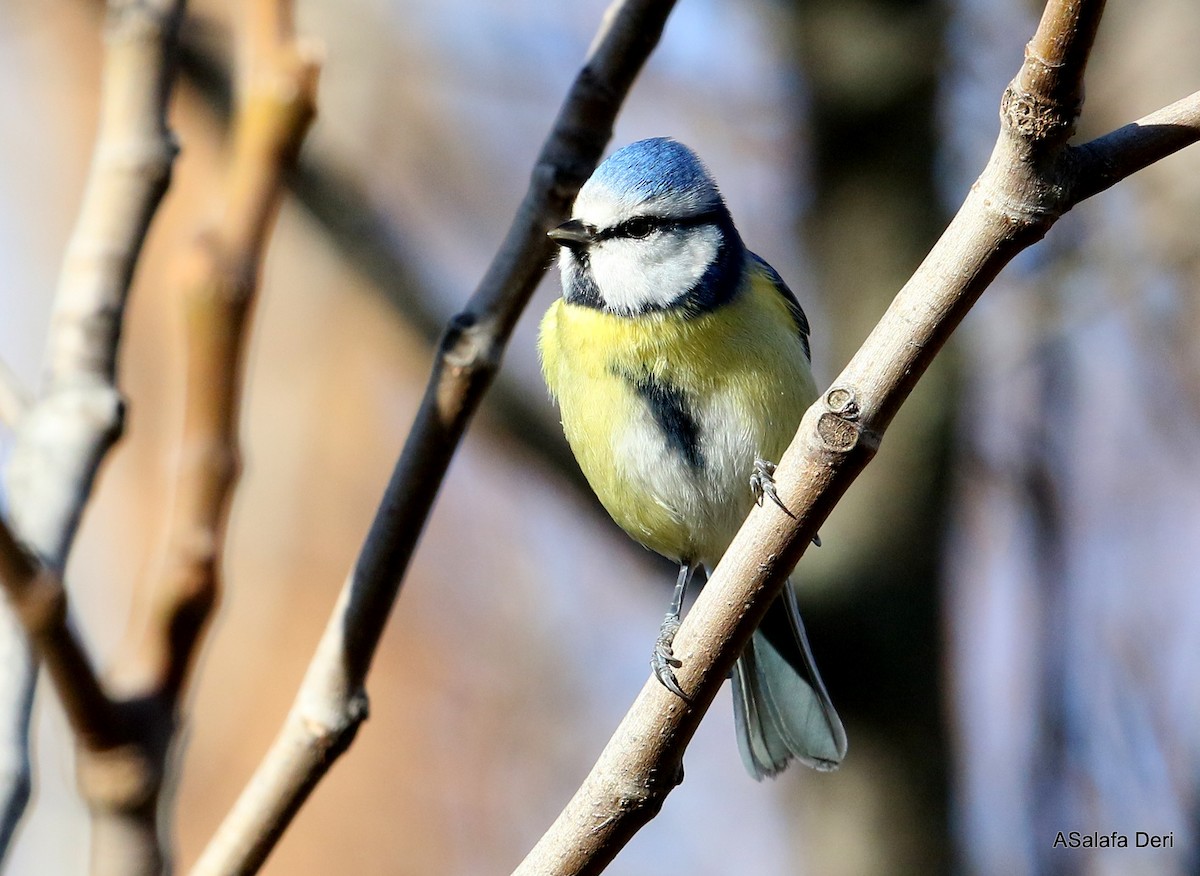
xmin=751 ymin=457 xmax=792 ymax=516
xmin=652 ymin=615 xmax=688 ymax=700
xmin=752 ymin=457 xmax=821 ymax=545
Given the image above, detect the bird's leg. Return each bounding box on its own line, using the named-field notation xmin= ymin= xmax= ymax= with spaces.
xmin=751 ymin=457 xmax=822 ymax=545
xmin=652 ymin=563 xmax=697 ymax=699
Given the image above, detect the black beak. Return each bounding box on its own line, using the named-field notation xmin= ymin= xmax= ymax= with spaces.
xmin=548 ymin=218 xmax=595 ymax=249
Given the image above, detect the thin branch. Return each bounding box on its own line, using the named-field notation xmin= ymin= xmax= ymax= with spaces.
xmin=513 ymin=3 xmax=1200 ymax=873
xmin=188 ymin=2 xmax=677 ymax=874
xmin=1071 ymin=89 xmax=1200 ymax=201
xmin=0 ymin=614 xmax=34 ymax=867
xmin=131 ymin=1 xmax=320 ymax=705
xmin=0 ymin=358 xmax=30 ymax=864
xmin=1019 ymin=0 xmax=1106 ymax=118
xmin=4 ymin=0 xmax=186 ymax=571
xmin=0 ymin=523 xmax=165 ymax=875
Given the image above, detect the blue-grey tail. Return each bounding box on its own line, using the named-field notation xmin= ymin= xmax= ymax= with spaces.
xmin=731 ymin=580 xmax=847 ymax=779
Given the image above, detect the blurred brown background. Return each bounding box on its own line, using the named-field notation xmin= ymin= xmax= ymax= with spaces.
xmin=1 ymin=0 xmax=1198 ymax=873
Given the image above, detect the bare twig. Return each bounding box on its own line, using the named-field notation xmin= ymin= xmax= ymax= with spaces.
xmin=512 ymin=2 xmax=1200 ymax=873
xmin=0 ymin=523 xmax=157 ymax=876
xmin=0 ymin=518 xmax=125 ymax=864
xmin=1072 ymin=90 xmax=1200 ymax=201
xmin=0 ymin=358 xmax=31 ymax=862
xmin=128 ymin=0 xmax=320 ymax=706
xmin=5 ymin=0 xmax=185 ymax=570
xmin=188 ymin=2 xmax=677 ymax=874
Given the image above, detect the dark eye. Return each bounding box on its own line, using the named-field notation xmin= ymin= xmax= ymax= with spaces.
xmin=623 ymin=217 xmax=655 ymax=239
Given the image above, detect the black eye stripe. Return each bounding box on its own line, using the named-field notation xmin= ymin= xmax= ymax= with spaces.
xmin=596 ymin=209 xmax=723 ymax=242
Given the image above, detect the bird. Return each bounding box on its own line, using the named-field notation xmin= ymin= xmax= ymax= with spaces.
xmin=538 ymin=137 xmax=847 ymax=779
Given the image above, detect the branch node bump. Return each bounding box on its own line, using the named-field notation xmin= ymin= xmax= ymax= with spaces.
xmin=533 ymin=158 xmax=593 ymax=212
xmin=442 ymin=313 xmax=498 ymax=373
xmin=824 ymin=386 xmax=860 ymax=419
xmin=1000 ymin=84 xmax=1077 ymax=145
xmin=347 ymin=688 xmax=370 ymax=723
xmin=816 ymin=386 xmax=869 ymax=454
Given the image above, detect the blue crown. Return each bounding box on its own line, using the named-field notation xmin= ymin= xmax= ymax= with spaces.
xmin=582 ymin=138 xmax=722 ymax=216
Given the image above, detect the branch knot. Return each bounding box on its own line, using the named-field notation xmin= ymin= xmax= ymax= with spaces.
xmin=816 ymin=386 xmax=865 ymax=453
xmin=1000 ymin=84 xmax=1077 ymax=146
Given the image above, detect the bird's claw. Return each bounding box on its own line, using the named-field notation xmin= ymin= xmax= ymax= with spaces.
xmin=652 ymin=616 xmax=688 ymax=700
xmin=750 ymin=457 xmax=793 ymax=517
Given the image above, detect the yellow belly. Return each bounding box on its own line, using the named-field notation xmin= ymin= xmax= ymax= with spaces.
xmin=539 ymin=269 xmax=817 ymax=566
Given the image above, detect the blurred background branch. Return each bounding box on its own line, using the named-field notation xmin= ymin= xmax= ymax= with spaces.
xmin=0 ymin=521 xmax=112 ymax=863
xmin=0 ymin=519 xmax=119 ymax=750
xmin=124 ymin=0 xmax=319 ymax=709
xmin=4 ymin=0 xmax=185 ymax=571
xmin=79 ymin=1 xmax=318 ymax=872
xmin=0 ymin=0 xmax=317 ymax=871
xmin=0 ymin=0 xmax=185 ymax=866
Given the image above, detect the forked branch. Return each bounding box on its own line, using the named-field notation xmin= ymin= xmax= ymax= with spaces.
xmin=0 ymin=0 xmax=185 ymax=862
xmin=80 ymin=2 xmax=320 ymax=872
xmin=0 ymin=0 xmax=318 ymax=872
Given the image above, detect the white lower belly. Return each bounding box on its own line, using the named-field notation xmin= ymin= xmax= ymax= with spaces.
xmin=614 ymin=392 xmax=762 ymax=564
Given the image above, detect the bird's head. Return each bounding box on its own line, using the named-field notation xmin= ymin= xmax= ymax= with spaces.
xmin=549 ymin=138 xmax=744 ymax=316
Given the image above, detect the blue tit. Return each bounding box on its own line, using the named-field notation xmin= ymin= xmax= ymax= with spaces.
xmin=538 ymin=138 xmax=847 ymax=778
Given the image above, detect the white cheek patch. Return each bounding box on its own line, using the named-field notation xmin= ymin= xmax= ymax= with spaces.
xmin=588 ymin=225 xmax=721 ymax=314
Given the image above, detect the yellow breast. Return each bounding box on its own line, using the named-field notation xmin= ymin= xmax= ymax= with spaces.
xmin=538 ymin=267 xmax=817 ymax=565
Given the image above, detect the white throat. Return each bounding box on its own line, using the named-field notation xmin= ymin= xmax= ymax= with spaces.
xmin=565 ymin=224 xmax=723 ymax=315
